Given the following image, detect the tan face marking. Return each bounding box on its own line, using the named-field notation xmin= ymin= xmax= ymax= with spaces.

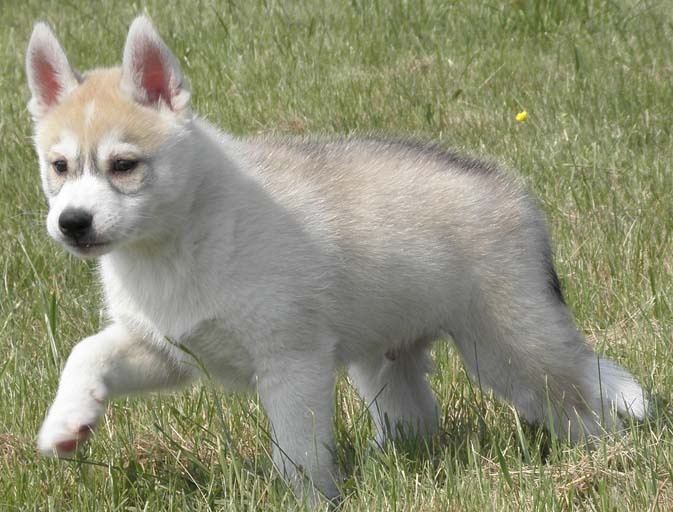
xmin=84 ymin=101 xmax=96 ymax=128
xmin=98 ymin=133 xmax=147 ymax=194
xmin=37 ymin=68 xmax=174 ymax=151
xmin=36 ymin=68 xmax=175 ymax=194
xmin=44 ymin=130 xmax=79 ymax=194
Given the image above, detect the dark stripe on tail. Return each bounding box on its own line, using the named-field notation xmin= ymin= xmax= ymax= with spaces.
xmin=549 ymin=265 xmax=565 ymax=304
xmin=544 ymin=246 xmax=565 ymax=304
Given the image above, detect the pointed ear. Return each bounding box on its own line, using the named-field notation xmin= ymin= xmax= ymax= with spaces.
xmin=120 ymin=16 xmax=190 ymax=112
xmin=25 ymin=22 xmax=80 ymax=119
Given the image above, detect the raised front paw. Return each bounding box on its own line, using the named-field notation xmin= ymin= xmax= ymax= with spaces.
xmin=37 ymin=392 xmax=106 ymax=457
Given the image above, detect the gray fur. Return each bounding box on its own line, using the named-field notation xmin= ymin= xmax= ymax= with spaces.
xmin=30 ymin=17 xmax=647 ymax=503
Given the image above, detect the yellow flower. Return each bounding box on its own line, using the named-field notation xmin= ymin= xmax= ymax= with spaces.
xmin=515 ymin=110 xmax=528 ymax=122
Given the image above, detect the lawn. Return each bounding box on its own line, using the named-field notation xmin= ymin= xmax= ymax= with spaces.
xmin=1 ymin=0 xmax=672 ymax=510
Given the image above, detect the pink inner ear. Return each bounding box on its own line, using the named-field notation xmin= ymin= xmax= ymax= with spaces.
xmin=137 ymin=43 xmax=171 ymax=106
xmin=34 ymin=52 xmax=61 ymax=107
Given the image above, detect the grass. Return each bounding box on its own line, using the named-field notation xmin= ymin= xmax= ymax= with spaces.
xmin=1 ymin=0 xmax=673 ymax=509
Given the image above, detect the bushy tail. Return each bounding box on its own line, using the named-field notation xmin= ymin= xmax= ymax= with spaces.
xmin=595 ymin=357 xmax=648 ymax=420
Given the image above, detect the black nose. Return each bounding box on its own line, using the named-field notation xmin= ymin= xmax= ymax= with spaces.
xmin=58 ymin=209 xmax=93 ymax=239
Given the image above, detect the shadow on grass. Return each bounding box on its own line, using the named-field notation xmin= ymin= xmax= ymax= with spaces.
xmin=52 ymin=387 xmax=668 ymax=510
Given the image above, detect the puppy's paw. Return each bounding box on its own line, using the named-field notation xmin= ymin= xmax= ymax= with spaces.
xmin=37 ymin=390 xmax=106 ymax=457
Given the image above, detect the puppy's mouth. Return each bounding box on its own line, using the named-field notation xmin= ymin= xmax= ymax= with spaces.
xmin=64 ymin=239 xmax=113 ymax=258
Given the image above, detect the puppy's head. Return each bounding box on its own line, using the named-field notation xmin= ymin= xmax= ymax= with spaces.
xmin=26 ymin=16 xmax=192 ymax=258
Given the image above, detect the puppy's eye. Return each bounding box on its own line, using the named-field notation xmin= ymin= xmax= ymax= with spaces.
xmin=52 ymin=160 xmax=68 ymax=174
xmin=112 ymin=159 xmax=139 ymax=173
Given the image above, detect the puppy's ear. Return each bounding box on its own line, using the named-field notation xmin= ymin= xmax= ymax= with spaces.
xmin=121 ymin=16 xmax=190 ymax=113
xmin=26 ymin=22 xmax=80 ymax=120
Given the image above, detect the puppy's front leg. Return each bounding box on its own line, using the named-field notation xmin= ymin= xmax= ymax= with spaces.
xmin=257 ymin=351 xmax=339 ymax=501
xmin=38 ymin=322 xmax=191 ymax=456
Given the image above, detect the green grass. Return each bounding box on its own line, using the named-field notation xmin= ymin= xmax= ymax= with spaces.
xmin=2 ymin=0 xmax=673 ymax=509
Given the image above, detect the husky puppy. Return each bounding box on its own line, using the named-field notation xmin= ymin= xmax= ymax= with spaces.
xmin=26 ymin=16 xmax=646 ymax=500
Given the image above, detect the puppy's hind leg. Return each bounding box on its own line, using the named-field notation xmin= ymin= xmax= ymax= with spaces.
xmin=450 ymin=281 xmax=647 ymax=441
xmin=348 ymin=338 xmax=439 ymax=446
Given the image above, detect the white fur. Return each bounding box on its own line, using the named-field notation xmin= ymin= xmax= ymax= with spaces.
xmin=120 ymin=16 xmax=191 ymax=112
xmin=49 ymin=131 xmax=79 ymax=160
xmin=27 ymin=16 xmax=648 ymax=502
xmin=26 ymin=22 xmax=80 ymax=119
xmin=97 ymin=136 xmax=140 ymax=162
